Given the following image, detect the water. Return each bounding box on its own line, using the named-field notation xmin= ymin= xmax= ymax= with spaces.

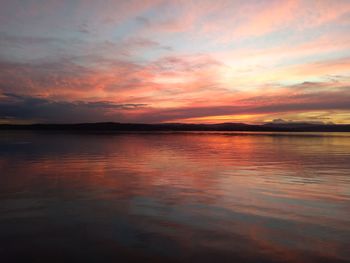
xmin=0 ymin=131 xmax=349 ymax=263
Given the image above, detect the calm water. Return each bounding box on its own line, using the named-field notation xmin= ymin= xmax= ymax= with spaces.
xmin=0 ymin=131 xmax=349 ymax=263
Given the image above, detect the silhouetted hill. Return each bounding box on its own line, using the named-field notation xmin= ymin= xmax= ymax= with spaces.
xmin=1 ymin=122 xmax=350 ymax=132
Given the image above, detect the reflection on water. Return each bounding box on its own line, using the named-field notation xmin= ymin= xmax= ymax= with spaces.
xmin=0 ymin=132 xmax=349 ymax=263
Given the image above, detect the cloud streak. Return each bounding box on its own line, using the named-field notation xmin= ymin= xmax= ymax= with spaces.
xmin=0 ymin=93 xmax=148 ymax=123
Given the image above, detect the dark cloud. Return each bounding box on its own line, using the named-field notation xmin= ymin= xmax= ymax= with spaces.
xmin=85 ymin=101 xmax=147 ymax=109
xmin=0 ymin=33 xmax=63 ymax=47
xmin=77 ymin=23 xmax=91 ymax=34
xmin=271 ymin=118 xmax=287 ymax=124
xmin=0 ymin=93 xmax=147 ymax=123
xmin=2 ymin=82 xmax=350 ymax=123
xmin=135 ymin=16 xmax=151 ymax=26
xmin=268 ymin=118 xmax=333 ymax=125
xmin=129 ymin=91 xmax=350 ymax=123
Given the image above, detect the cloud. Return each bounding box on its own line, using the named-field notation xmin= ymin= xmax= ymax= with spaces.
xmin=267 ymin=118 xmax=330 ymax=125
xmin=0 ymin=1 xmax=350 ymax=124
xmin=0 ymin=52 xmax=226 ymax=105
xmin=77 ymin=23 xmax=91 ymax=34
xmin=123 ymin=81 xmax=350 ymax=123
xmin=121 ymin=37 xmax=173 ymax=53
xmin=1 ymin=54 xmax=349 ymax=123
xmin=0 ymin=33 xmax=63 ymax=47
xmin=0 ymin=93 xmax=148 ymax=123
xmin=1 ymin=77 xmax=350 ymax=124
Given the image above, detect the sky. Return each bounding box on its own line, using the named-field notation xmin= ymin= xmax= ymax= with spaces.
xmin=0 ymin=0 xmax=350 ymax=124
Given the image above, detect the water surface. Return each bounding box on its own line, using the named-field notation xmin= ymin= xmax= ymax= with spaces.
xmin=0 ymin=131 xmax=349 ymax=262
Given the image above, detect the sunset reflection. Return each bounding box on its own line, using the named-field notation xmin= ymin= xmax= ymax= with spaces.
xmin=0 ymin=132 xmax=349 ymax=262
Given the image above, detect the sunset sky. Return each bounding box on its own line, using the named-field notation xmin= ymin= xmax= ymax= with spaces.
xmin=0 ymin=0 xmax=350 ymax=124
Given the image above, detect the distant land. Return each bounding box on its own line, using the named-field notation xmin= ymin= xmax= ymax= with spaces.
xmin=1 ymin=122 xmax=350 ymax=132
